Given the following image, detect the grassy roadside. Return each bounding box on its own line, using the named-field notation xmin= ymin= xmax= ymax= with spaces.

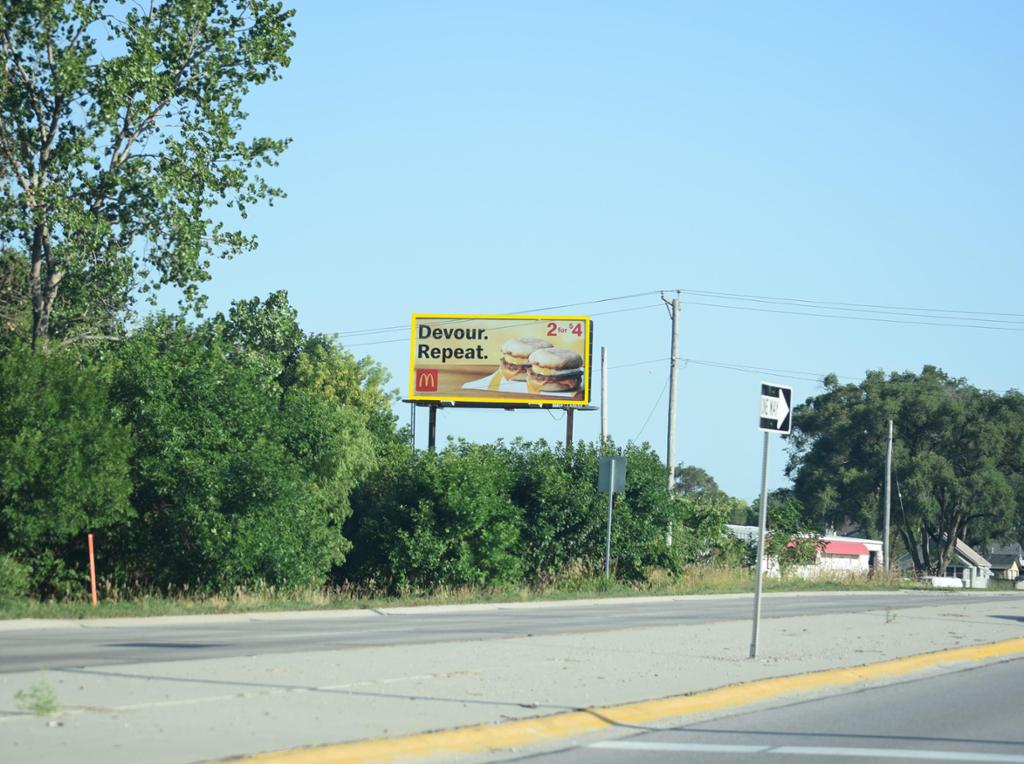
xmin=0 ymin=567 xmax=929 ymax=621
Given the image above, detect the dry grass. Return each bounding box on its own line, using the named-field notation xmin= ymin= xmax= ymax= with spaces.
xmin=0 ymin=566 xmax=926 ymax=620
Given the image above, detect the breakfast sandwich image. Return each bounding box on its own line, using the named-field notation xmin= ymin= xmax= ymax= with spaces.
xmin=525 ymin=347 xmax=583 ymax=394
xmin=499 ymin=337 xmax=554 ymax=381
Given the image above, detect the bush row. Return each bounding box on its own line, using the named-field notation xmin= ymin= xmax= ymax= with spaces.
xmin=0 ymin=296 xmax=744 ymax=599
xmin=343 ymin=439 xmax=742 ymax=593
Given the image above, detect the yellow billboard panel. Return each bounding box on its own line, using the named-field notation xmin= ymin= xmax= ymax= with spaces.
xmin=409 ymin=314 xmax=592 ymax=405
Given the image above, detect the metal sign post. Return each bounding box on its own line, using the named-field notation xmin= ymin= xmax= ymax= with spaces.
xmin=750 ymin=431 xmax=770 ymax=658
xmin=750 ymin=381 xmax=793 ymax=659
xmin=599 ymin=456 xmax=626 ymax=579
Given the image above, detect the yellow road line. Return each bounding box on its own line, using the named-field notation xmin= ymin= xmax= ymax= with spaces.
xmin=225 ymin=636 xmax=1024 ymax=764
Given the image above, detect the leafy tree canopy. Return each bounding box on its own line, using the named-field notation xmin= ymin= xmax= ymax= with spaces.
xmin=787 ymin=367 xmax=1023 ymax=575
xmin=0 ymin=0 xmax=295 ymax=347
xmin=673 ymin=463 xmax=722 ymax=498
xmin=673 ymin=462 xmax=750 ymax=524
xmin=107 ymin=292 xmax=395 ymax=591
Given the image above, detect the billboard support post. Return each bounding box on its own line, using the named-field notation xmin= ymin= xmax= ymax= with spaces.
xmin=410 ymin=402 xmax=416 ymax=454
xmin=428 ymin=405 xmax=438 ymax=452
xmin=565 ymin=408 xmax=574 ymax=452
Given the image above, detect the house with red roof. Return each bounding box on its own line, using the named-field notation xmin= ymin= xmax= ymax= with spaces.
xmin=791 ymin=535 xmax=883 ymax=579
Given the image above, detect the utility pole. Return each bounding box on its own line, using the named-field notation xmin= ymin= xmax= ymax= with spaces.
xmin=884 ymin=419 xmax=893 ymax=570
xmin=662 ymin=293 xmax=680 ymax=492
xmin=600 ymin=346 xmax=608 ymax=444
xmin=662 ymin=293 xmax=680 ymax=547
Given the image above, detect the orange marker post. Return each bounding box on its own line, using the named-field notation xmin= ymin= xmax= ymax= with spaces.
xmin=87 ymin=532 xmax=98 ymax=607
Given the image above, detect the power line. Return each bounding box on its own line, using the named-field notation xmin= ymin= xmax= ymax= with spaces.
xmin=343 ymin=302 xmax=663 ymax=348
xmin=609 ymin=357 xmax=669 ymax=370
xmin=682 ymin=300 xmax=1024 ymax=332
xmin=610 ymin=355 xmax=853 ymax=383
xmin=337 ymin=290 xmax=663 ymax=339
xmin=692 ymin=294 xmax=1024 ymax=325
xmin=683 ymin=358 xmax=825 ymax=384
xmin=633 ymin=376 xmax=671 ymax=442
xmin=336 ymin=285 xmax=1024 ymax=344
xmin=680 ymin=288 xmax=1024 ymax=319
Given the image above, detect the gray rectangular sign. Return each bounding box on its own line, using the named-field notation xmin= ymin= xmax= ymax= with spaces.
xmin=598 ymin=456 xmax=626 ymax=493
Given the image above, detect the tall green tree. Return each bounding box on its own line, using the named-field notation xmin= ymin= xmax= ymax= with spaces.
xmin=673 ymin=462 xmax=749 ymax=524
xmin=673 ymin=464 xmax=722 ymax=498
xmin=0 ymin=0 xmax=294 ymax=348
xmin=787 ymin=367 xmax=1021 ymax=575
xmin=109 ymin=296 xmax=392 ymax=591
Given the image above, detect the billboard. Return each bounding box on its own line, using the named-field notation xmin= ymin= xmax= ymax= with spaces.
xmin=409 ymin=314 xmax=592 ymax=406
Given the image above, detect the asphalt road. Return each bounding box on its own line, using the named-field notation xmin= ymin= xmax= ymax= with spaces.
xmin=3 ymin=591 xmax=1021 ymax=673
xmin=520 ymin=655 xmax=1024 ymax=763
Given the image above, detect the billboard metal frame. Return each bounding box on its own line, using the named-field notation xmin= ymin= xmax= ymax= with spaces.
xmin=408 ymin=314 xmax=594 ymax=407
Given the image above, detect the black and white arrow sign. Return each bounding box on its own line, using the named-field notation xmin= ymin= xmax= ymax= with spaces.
xmin=759 ymin=382 xmax=793 ymax=434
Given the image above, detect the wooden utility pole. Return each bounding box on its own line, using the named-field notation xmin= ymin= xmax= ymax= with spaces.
xmin=663 ymin=293 xmax=680 ymax=491
xmin=884 ymin=419 xmax=893 ymax=570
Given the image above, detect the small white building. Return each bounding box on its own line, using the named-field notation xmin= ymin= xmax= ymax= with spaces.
xmin=791 ymin=535 xmax=883 ymax=579
xmin=725 ymin=526 xmax=883 ymax=578
xmin=897 ymin=538 xmax=992 ymax=589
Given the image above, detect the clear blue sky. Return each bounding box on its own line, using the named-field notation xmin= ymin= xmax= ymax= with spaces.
xmin=194 ymin=1 xmax=1023 ymax=502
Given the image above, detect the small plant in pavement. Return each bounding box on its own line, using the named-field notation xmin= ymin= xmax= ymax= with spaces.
xmin=14 ymin=677 xmax=60 ymax=716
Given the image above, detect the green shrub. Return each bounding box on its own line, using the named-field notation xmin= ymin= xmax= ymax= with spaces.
xmin=344 ymin=438 xmax=727 ymax=591
xmin=344 ymin=440 xmax=523 ymax=591
xmin=0 ymin=347 xmax=133 ymax=597
xmin=510 ymin=440 xmax=607 ymax=579
xmin=108 ymin=311 xmax=381 ymax=592
xmin=0 ymin=554 xmax=30 ymax=599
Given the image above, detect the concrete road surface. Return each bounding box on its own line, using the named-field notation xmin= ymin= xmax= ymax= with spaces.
xmin=526 ymin=656 xmax=1024 ymax=763
xmin=2 ymin=591 xmax=1024 ymax=764
xmin=2 ymin=591 xmax=1012 ymax=673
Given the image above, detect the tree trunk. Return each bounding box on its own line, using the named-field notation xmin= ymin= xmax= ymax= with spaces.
xmin=898 ymin=522 xmax=922 ymax=572
xmin=920 ymin=526 xmax=932 ymax=573
xmin=934 ymin=514 xmax=962 ymax=579
xmin=28 ymin=223 xmax=60 ymax=350
xmin=29 ymin=224 xmax=47 ymax=350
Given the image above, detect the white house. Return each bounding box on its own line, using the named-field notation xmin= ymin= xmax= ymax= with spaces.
xmin=897 ymin=538 xmax=992 ymax=589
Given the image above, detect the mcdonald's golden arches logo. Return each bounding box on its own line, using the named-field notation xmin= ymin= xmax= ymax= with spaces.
xmin=415 ymin=369 xmax=439 ymax=392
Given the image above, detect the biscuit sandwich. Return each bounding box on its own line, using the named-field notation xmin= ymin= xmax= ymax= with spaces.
xmin=526 ymin=347 xmax=583 ymax=394
xmin=499 ymin=337 xmax=554 ymax=381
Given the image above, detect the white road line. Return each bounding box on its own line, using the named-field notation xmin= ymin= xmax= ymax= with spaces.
xmin=591 ymin=743 xmax=770 ymax=754
xmin=589 ymin=741 xmax=1024 ymax=761
xmin=772 ymin=747 xmax=1024 ymax=762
